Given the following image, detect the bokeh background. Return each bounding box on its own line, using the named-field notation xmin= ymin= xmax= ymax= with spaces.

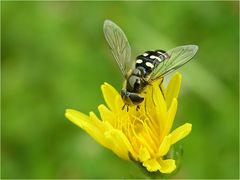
xmin=2 ymin=1 xmax=239 ymax=179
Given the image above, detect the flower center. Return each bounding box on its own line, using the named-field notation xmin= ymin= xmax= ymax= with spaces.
xmin=115 ymin=108 xmax=161 ymax=158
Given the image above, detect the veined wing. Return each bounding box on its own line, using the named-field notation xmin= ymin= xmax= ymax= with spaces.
xmin=103 ymin=20 xmax=134 ymax=78
xmin=149 ymin=45 xmax=198 ymax=81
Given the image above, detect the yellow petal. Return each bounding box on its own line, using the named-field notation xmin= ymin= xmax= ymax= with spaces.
xmin=153 ymin=82 xmax=167 ymax=113
xmin=143 ymin=158 xmax=161 ymax=172
xmin=138 ymin=146 xmax=151 ymax=162
xmin=158 ymin=123 xmax=192 ymax=157
xmin=144 ymin=83 xmax=157 ymax=110
xmin=143 ymin=86 xmax=163 ymax=132
xmin=98 ymin=104 xmax=115 ymax=125
xmin=170 ymin=123 xmax=192 ymax=145
xmin=165 ymin=72 xmax=182 ymax=109
xmin=158 ymin=134 xmax=172 ymax=157
xmin=101 ymin=82 xmax=121 ymax=112
xmin=114 ymin=95 xmax=125 ymax=114
xmin=158 ymin=158 xmax=176 ymax=174
xmin=65 ymin=109 xmax=108 ymax=148
xmin=160 ymin=98 xmax=178 ymax=140
xmin=143 ymin=158 xmax=176 ymax=173
xmin=104 ymin=129 xmax=134 ymax=160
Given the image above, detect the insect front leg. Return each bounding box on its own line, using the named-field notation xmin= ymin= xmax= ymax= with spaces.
xmin=136 ymin=105 xmax=140 ymax=111
xmin=122 ymin=104 xmax=129 ymax=111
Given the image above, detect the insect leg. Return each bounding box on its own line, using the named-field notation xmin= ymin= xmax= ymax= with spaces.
xmin=136 ymin=105 xmax=140 ymax=111
xmin=122 ymin=104 xmax=129 ymax=112
xmin=143 ymin=79 xmax=157 ymax=106
xmin=151 ymin=85 xmax=156 ymax=106
xmin=159 ymin=78 xmax=165 ymax=100
xmin=122 ymin=104 xmax=126 ymax=110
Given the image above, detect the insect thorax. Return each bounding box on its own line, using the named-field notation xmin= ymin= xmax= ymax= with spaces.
xmin=126 ymin=71 xmax=144 ymax=93
xmin=126 ymin=50 xmax=168 ymax=94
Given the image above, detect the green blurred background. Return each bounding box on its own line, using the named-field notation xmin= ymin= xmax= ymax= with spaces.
xmin=2 ymin=1 xmax=239 ymax=179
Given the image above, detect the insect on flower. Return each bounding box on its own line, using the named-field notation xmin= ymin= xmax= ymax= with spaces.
xmin=103 ymin=20 xmax=198 ymax=109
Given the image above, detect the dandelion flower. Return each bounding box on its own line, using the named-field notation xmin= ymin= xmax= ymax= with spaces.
xmin=65 ymin=72 xmax=192 ymax=174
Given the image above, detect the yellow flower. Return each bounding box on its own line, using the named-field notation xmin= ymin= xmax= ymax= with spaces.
xmin=65 ymin=72 xmax=192 ymax=174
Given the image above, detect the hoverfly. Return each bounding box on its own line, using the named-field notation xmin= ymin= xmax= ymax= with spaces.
xmin=103 ymin=20 xmax=198 ymax=109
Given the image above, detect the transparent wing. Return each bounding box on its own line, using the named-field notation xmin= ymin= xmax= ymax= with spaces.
xmin=103 ymin=20 xmax=134 ymax=78
xmin=149 ymin=45 xmax=198 ymax=81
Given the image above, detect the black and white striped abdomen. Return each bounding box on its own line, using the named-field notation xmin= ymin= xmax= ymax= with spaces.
xmin=135 ymin=50 xmax=169 ymax=76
